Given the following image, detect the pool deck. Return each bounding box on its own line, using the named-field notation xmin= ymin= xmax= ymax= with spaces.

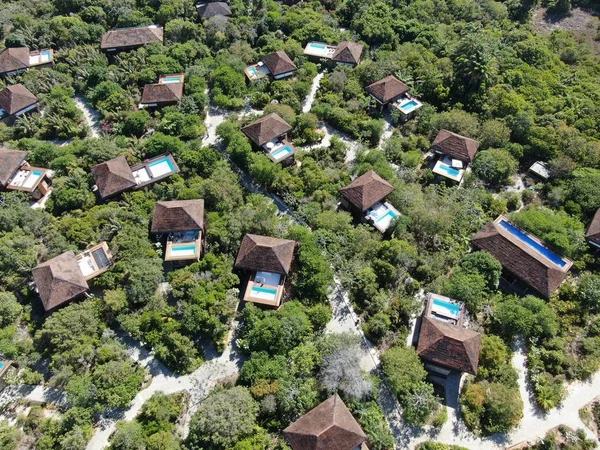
xmin=6 ymin=163 xmax=50 ymax=193
xmin=263 ymin=138 xmax=296 ymax=163
xmin=130 ymin=154 xmax=180 ymax=189
xmin=243 ymin=271 xmax=285 ymax=307
xmin=244 ymin=63 xmax=270 ymax=81
xmin=432 ymin=155 xmax=465 ymax=183
xmin=303 ymin=41 xmax=337 ymax=59
xmin=364 ymin=201 xmax=400 ymax=233
xmin=76 ymin=242 xmax=113 ymax=281
xmin=165 ymin=231 xmax=202 ymax=261
xmin=424 ymin=293 xmax=465 ymax=327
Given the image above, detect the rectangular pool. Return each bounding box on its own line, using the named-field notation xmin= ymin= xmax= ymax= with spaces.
xmin=170 ymin=245 xmax=198 ymax=257
xmin=303 ymin=42 xmax=336 ymax=58
xmin=432 ymin=298 xmax=460 ymax=319
xmin=499 ymin=220 xmax=568 ymax=268
xmin=161 ymin=76 xmax=183 ymax=84
xmin=250 ymin=285 xmax=278 ymax=300
xmin=395 ymin=97 xmax=422 ymax=115
xmin=270 ymin=145 xmax=294 ymax=160
xmin=433 ymin=157 xmax=464 ymax=182
xmin=0 ymin=362 xmax=4 ymax=369
xmin=366 ymin=201 xmax=401 ymax=233
xmin=148 ymin=158 xmax=176 ymax=177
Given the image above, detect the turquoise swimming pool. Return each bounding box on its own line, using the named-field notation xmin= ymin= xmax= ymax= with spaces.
xmin=162 ymin=76 xmax=183 ymax=83
xmin=149 ymin=157 xmax=175 ymax=172
xmin=433 ymin=298 xmax=460 ymax=318
xmin=271 ymin=146 xmax=293 ymax=159
xmin=0 ymin=362 xmax=4 ymax=369
xmin=32 ymin=171 xmax=42 ymax=176
xmin=499 ymin=220 xmax=568 ymax=268
xmin=171 ymin=245 xmax=197 ymax=252
xmin=400 ymin=100 xmax=419 ymax=113
xmin=310 ymin=43 xmax=326 ymax=49
xmin=376 ymin=210 xmax=398 ymax=223
xmin=251 ymin=286 xmax=277 ymax=298
xmin=438 ymin=163 xmax=460 ymax=177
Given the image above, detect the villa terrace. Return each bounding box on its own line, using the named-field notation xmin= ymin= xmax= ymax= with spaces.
xmin=303 ymin=41 xmax=364 ymax=66
xmin=366 ymin=75 xmax=423 ymax=120
xmin=234 ymin=234 xmax=296 ymax=307
xmin=473 ymin=215 xmax=573 ymax=298
xmin=0 ymin=148 xmax=52 ymax=204
xmin=32 ymin=242 xmax=113 ymax=311
xmin=242 ymin=113 xmax=296 ymax=164
xmin=244 ymin=51 xmax=297 ymax=81
xmin=151 ymin=199 xmax=205 ymax=262
xmin=0 ymin=47 xmax=54 ymax=77
xmin=140 ymin=74 xmax=185 ymax=108
xmin=92 ymin=154 xmax=179 ymax=199
xmin=340 ymin=170 xmax=399 ymax=233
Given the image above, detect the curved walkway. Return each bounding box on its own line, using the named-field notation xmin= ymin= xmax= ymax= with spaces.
xmin=74 ymin=95 xmax=102 ymax=138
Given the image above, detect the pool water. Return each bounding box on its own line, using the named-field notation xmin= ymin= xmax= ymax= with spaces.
xmin=376 ymin=210 xmax=398 ymax=223
xmin=499 ymin=220 xmax=567 ymax=268
xmin=171 ymin=245 xmax=197 ymax=256
xmin=0 ymin=362 xmax=4 ymax=369
xmin=400 ymin=100 xmax=419 ymax=112
xmin=251 ymin=285 xmax=278 ymax=300
xmin=247 ymin=67 xmax=259 ymax=78
xmin=438 ymin=163 xmax=460 ymax=177
xmin=271 ymin=146 xmax=293 ymax=159
xmin=310 ymin=43 xmax=326 ymax=49
xmin=433 ymin=298 xmax=460 ymax=318
xmin=148 ymin=158 xmax=176 ymax=177
xmin=162 ymin=76 xmax=182 ymax=84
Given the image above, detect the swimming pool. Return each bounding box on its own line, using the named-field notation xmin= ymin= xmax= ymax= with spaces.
xmin=400 ymin=100 xmax=419 ymax=113
xmin=377 ymin=210 xmax=398 ymax=223
xmin=162 ymin=76 xmax=183 ymax=84
xmin=433 ymin=298 xmax=460 ymax=318
xmin=148 ymin=157 xmax=176 ymax=177
xmin=437 ymin=163 xmax=460 ymax=177
xmin=499 ymin=220 xmax=568 ymax=268
xmin=271 ymin=145 xmax=294 ymax=160
xmin=170 ymin=245 xmax=198 ymax=256
xmin=251 ymin=285 xmax=278 ymax=300
xmin=0 ymin=362 xmax=4 ymax=369
xmin=310 ymin=43 xmax=326 ymax=49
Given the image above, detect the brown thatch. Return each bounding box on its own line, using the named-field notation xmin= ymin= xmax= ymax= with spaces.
xmin=283 ymin=394 xmax=367 ymax=450
xmin=151 ymin=200 xmax=205 ymax=233
xmin=262 ymin=51 xmax=297 ymax=76
xmin=235 ymin=234 xmax=296 ymax=274
xmin=586 ymin=209 xmax=600 ymax=247
xmin=432 ymin=129 xmax=480 ymax=163
xmin=340 ymin=170 xmax=394 ymax=212
xmin=101 ymin=26 xmax=163 ymax=50
xmin=242 ymin=113 xmax=292 ymax=146
xmin=91 ymin=155 xmax=136 ymax=199
xmin=0 ymin=148 xmax=27 ymax=187
xmin=0 ymin=84 xmax=38 ymax=115
xmin=472 ymin=217 xmax=572 ymax=298
xmin=141 ymin=83 xmax=183 ymax=105
xmin=366 ymin=75 xmax=409 ymax=104
xmin=417 ymin=316 xmax=481 ymax=374
xmin=0 ymin=48 xmax=30 ymax=74
xmin=32 ymin=251 xmax=89 ymax=311
xmin=331 ymin=41 xmax=364 ymax=65
xmin=197 ymin=2 xmax=232 ymax=18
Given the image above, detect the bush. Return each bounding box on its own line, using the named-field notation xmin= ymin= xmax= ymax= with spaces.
xmin=473 ymin=149 xmax=518 ymax=186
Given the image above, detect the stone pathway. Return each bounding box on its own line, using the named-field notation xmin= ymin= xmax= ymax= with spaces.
xmin=302 ymin=71 xmax=324 ymax=113
xmin=74 ymin=95 xmax=101 ymax=138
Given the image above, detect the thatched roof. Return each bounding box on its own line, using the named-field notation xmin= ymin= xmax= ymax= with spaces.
xmin=340 ymin=170 xmax=394 ymax=211
xmin=586 ymin=208 xmax=600 ymax=247
xmin=0 ymin=47 xmax=30 ymax=74
xmin=283 ymin=394 xmax=368 ymax=450
xmin=472 ymin=217 xmax=572 ymax=298
xmin=262 ymin=51 xmax=297 ymax=76
xmin=32 ymin=251 xmax=89 ymax=311
xmin=197 ymin=2 xmax=232 ymax=17
xmin=0 ymin=84 xmax=38 ymax=115
xmin=141 ymin=83 xmax=183 ymax=104
xmin=235 ymin=234 xmax=296 ymax=274
xmin=366 ymin=75 xmax=409 ymax=104
xmin=151 ymin=200 xmax=205 ymax=233
xmin=0 ymin=148 xmax=27 ymax=188
xmin=417 ymin=316 xmax=481 ymax=374
xmin=432 ymin=129 xmax=480 ymax=163
xmin=101 ymin=25 xmax=163 ymax=50
xmin=331 ymin=41 xmax=364 ymax=65
xmin=91 ymin=155 xmax=136 ymax=199
xmin=242 ymin=113 xmax=292 ymax=146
